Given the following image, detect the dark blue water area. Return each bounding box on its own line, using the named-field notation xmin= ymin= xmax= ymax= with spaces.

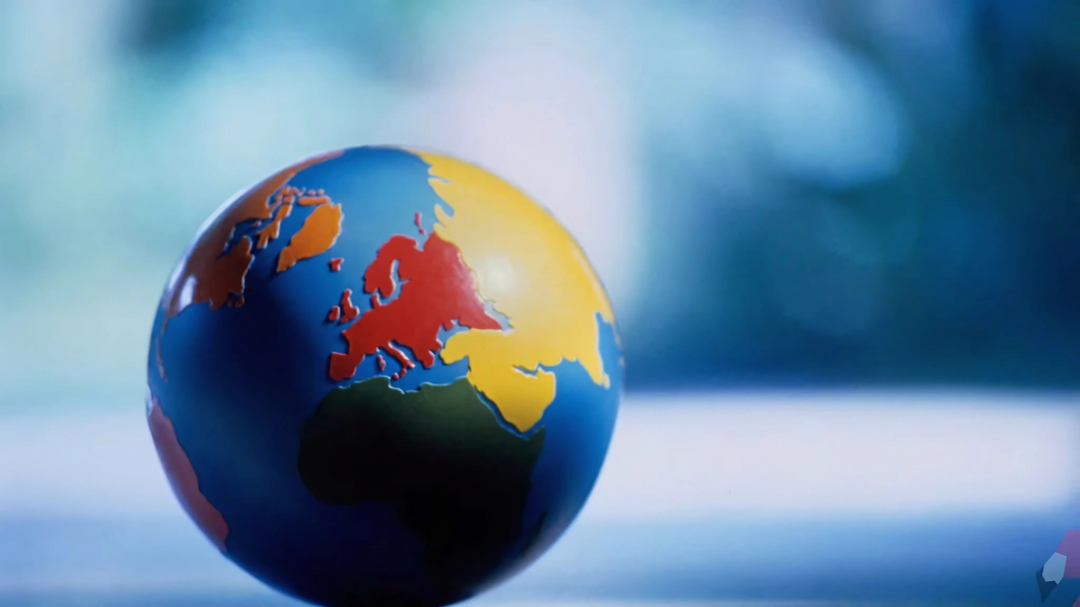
xmin=146 ymin=147 xmax=472 ymax=604
xmin=484 ymin=316 xmax=622 ymax=593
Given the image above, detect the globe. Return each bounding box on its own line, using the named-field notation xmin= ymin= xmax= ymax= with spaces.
xmin=145 ymin=146 xmax=622 ymax=606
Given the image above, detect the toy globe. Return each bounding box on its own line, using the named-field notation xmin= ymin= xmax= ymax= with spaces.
xmin=146 ymin=147 xmax=622 ymax=606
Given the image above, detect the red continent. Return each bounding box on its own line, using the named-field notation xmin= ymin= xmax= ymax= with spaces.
xmin=339 ymin=289 xmax=360 ymax=324
xmin=328 ymin=231 xmax=501 ymax=381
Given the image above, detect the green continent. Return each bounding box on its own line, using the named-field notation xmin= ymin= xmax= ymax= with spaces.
xmin=297 ymin=377 xmax=545 ymax=597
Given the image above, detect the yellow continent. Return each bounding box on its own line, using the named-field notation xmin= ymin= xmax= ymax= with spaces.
xmin=417 ymin=151 xmax=615 ymax=432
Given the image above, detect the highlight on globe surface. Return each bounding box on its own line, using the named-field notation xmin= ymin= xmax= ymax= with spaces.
xmin=145 ymin=146 xmax=622 ymax=606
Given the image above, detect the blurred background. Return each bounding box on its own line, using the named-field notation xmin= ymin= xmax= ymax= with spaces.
xmin=1 ymin=0 xmax=1080 ymax=605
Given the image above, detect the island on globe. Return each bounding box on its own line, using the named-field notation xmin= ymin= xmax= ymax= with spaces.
xmin=146 ymin=147 xmax=623 ymax=606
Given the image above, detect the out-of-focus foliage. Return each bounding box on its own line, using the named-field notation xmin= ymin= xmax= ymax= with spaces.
xmin=0 ymin=0 xmax=1078 ymax=411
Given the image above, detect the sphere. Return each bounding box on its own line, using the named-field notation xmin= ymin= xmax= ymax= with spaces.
xmin=146 ymin=147 xmax=622 ymax=606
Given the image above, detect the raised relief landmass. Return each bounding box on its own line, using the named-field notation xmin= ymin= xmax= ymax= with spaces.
xmin=415 ymin=151 xmax=617 ymax=432
xmin=147 ymin=396 xmax=229 ymax=551
xmin=298 ymin=377 xmax=544 ymax=596
xmin=155 ymin=151 xmax=344 ymax=378
xmin=327 ymin=229 xmax=501 ymax=383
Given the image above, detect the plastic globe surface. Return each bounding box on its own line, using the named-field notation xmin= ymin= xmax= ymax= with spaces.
xmin=145 ymin=147 xmax=622 ymax=606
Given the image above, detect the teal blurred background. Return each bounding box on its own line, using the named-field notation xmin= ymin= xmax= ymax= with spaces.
xmin=2 ymin=0 xmax=1080 ymax=605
